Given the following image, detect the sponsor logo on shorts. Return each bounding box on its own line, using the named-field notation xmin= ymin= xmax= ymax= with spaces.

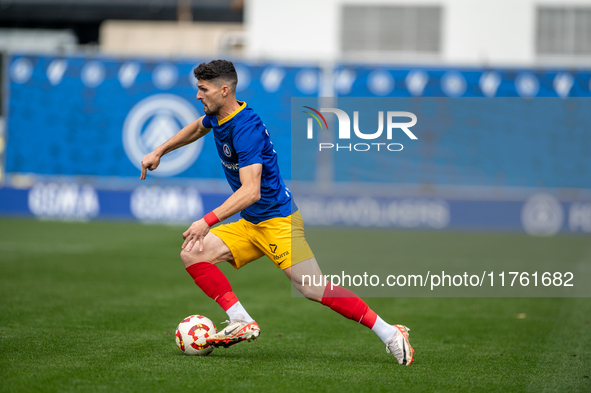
xmin=273 ymin=251 xmax=289 ymax=260
xmin=270 ymin=244 xmax=289 ymax=264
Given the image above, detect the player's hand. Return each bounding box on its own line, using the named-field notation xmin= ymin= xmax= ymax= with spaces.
xmin=182 ymin=219 xmax=210 ymax=252
xmin=140 ymin=151 xmax=161 ymax=180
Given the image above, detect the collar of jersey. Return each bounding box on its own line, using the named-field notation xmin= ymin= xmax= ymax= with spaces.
xmin=218 ymin=101 xmax=246 ymax=126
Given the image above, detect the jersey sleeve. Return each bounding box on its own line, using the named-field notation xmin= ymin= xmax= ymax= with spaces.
xmin=201 ymin=115 xmax=213 ymax=129
xmin=233 ymin=124 xmax=264 ymax=168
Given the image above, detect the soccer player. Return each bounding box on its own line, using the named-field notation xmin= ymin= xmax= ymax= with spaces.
xmin=140 ymin=60 xmax=414 ymax=365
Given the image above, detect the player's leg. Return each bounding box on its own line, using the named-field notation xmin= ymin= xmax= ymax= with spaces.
xmin=285 ymin=258 xmax=414 ymax=365
xmin=248 ymin=210 xmax=414 ymax=364
xmin=180 ymin=231 xmax=252 ymax=323
xmin=180 ymin=224 xmax=262 ymax=347
xmin=285 ymin=258 xmax=382 ymax=329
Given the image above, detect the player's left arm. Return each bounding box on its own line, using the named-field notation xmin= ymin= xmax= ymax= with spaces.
xmin=182 ymin=163 xmax=262 ymax=252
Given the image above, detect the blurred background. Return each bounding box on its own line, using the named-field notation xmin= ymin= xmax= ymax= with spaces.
xmin=0 ymin=0 xmax=590 ymax=236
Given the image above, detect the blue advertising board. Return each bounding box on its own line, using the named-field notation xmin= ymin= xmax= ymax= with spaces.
xmin=5 ymin=55 xmax=319 ymax=179
xmin=2 ymin=53 xmax=591 ymax=235
xmin=1 ymin=184 xmax=590 ymax=236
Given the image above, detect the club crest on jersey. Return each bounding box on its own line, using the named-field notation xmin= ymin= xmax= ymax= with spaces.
xmin=223 ymin=144 xmax=232 ymax=157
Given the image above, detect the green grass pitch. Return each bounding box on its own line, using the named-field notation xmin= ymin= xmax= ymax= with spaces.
xmin=0 ymin=218 xmax=590 ymax=392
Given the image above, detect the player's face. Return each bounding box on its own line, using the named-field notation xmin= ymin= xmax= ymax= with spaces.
xmin=196 ymin=80 xmax=224 ymax=116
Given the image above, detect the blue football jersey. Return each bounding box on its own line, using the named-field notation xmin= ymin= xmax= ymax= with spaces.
xmin=201 ymin=101 xmax=294 ymax=224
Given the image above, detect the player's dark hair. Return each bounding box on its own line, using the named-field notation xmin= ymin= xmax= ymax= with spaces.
xmin=193 ymin=60 xmax=238 ymax=92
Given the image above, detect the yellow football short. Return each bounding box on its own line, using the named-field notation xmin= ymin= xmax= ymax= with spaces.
xmin=210 ymin=210 xmax=315 ymax=270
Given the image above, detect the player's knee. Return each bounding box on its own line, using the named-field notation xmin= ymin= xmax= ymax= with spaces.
xmin=180 ymin=249 xmax=216 ymax=268
xmin=304 ymin=294 xmax=322 ymax=303
xmin=180 ymin=249 xmax=198 ymax=268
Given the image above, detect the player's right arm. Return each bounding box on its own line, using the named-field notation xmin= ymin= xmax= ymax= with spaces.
xmin=140 ymin=116 xmax=211 ymax=180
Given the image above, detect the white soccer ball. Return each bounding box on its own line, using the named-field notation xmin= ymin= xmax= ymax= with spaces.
xmin=175 ymin=315 xmax=217 ymax=356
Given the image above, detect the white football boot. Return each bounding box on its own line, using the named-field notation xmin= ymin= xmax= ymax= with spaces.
xmin=386 ymin=325 xmax=414 ymax=365
xmin=206 ymin=320 xmax=261 ymax=348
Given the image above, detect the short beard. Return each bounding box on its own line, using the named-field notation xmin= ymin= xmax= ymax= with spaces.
xmin=203 ymin=102 xmax=221 ymax=116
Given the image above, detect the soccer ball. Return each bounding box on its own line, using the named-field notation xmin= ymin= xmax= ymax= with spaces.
xmin=175 ymin=315 xmax=217 ymax=356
